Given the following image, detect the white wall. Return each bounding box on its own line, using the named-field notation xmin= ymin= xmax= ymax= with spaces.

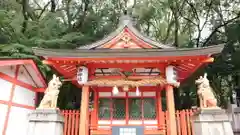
xmin=6 ymin=107 xmax=32 ymax=135
xmin=0 ymin=66 xmax=37 ymax=135
xmin=0 ymin=66 xmax=16 ymax=78
xmin=17 ymin=66 xmax=37 ymax=87
xmin=12 ymin=86 xmax=35 ymax=107
xmin=0 ymin=79 xmax=12 ymax=101
xmin=0 ymin=104 xmax=8 ymax=133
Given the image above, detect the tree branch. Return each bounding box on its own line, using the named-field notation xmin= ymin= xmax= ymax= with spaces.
xmin=195 ymin=0 xmax=213 ymax=47
xmin=72 ymin=4 xmax=83 ymax=20
xmin=163 ymin=20 xmax=174 ymax=43
xmin=185 ymin=0 xmax=200 ymax=23
xmin=177 ymin=0 xmax=198 ymax=26
xmin=72 ymin=0 xmax=90 ymax=30
xmin=202 ymin=13 xmax=240 ymax=46
xmin=65 ymin=0 xmax=72 ymax=30
xmin=33 ymin=0 xmax=42 ymax=9
xmin=38 ymin=1 xmax=51 ymax=19
xmin=200 ymin=0 xmax=213 ymax=31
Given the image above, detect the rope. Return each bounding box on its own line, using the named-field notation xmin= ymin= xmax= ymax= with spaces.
xmin=85 ymin=76 xmax=167 ymax=87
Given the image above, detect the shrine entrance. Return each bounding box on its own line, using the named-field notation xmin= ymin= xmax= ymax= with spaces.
xmin=33 ymin=14 xmax=224 ymax=135
xmin=98 ymin=91 xmax=157 ymax=125
xmin=98 ymin=92 xmax=156 ymax=120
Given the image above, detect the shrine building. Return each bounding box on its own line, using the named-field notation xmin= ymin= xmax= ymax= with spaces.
xmin=33 ymin=15 xmax=224 ymax=135
xmin=0 ymin=59 xmax=46 ymax=135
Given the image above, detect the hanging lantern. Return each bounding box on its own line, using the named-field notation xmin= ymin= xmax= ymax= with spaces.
xmin=136 ymin=86 xmax=140 ymax=96
xmin=166 ymin=65 xmax=177 ymax=83
xmin=166 ymin=65 xmax=180 ymax=87
xmin=77 ymin=66 xmax=88 ymax=84
xmin=112 ymin=86 xmax=119 ymax=95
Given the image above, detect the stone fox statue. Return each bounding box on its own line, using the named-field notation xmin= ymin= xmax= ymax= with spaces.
xmin=38 ymin=74 xmax=62 ymax=109
xmin=195 ymin=73 xmax=218 ymax=109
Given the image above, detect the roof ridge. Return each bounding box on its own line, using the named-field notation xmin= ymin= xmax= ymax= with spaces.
xmin=77 ymin=15 xmax=174 ymax=49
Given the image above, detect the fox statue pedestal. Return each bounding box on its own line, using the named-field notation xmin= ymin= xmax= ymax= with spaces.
xmin=192 ymin=108 xmax=234 ymax=135
xmin=232 ymin=107 xmax=240 ymax=135
xmin=27 ymin=109 xmax=64 ymax=135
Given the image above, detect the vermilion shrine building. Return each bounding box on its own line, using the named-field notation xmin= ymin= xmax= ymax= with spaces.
xmin=33 ymin=15 xmax=224 ymax=135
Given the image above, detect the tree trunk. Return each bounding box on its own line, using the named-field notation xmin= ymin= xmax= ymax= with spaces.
xmin=21 ymin=0 xmax=29 ymax=33
xmin=173 ymin=15 xmax=179 ymax=47
xmin=50 ymin=0 xmax=56 ymax=12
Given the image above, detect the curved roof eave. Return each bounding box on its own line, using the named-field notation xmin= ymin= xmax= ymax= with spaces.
xmin=77 ymin=15 xmax=175 ymax=49
xmin=33 ymin=44 xmax=224 ymax=58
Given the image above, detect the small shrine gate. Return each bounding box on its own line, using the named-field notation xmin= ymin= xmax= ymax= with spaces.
xmin=33 ymin=15 xmax=224 ymax=135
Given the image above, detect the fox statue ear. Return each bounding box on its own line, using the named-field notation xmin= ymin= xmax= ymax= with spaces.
xmin=204 ymin=73 xmax=207 ymax=78
xmin=57 ymin=77 xmax=61 ymax=82
xmin=53 ymin=74 xmax=57 ymax=79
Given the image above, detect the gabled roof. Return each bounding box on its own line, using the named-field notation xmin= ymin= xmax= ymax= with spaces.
xmin=0 ymin=59 xmax=47 ymax=89
xmin=77 ymin=15 xmax=174 ymax=49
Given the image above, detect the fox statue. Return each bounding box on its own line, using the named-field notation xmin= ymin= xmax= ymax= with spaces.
xmin=38 ymin=74 xmax=62 ymax=109
xmin=195 ymin=73 xmax=219 ymax=109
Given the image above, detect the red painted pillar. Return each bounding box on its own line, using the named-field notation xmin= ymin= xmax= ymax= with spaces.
xmin=79 ymin=85 xmax=90 ymax=135
xmin=166 ymin=85 xmax=177 ymax=135
xmin=91 ymin=90 xmax=98 ymax=130
xmin=157 ymin=91 xmax=163 ymax=129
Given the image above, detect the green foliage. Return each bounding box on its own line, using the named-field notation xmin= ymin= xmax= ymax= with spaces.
xmin=0 ymin=0 xmax=240 ymax=109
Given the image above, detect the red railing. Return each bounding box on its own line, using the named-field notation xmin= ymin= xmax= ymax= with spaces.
xmin=61 ymin=109 xmax=196 ymax=135
xmin=162 ymin=109 xmax=195 ymax=135
xmin=175 ymin=109 xmax=195 ymax=135
xmin=61 ymin=110 xmax=80 ymax=135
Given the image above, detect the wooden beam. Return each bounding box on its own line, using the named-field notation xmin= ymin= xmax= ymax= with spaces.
xmin=124 ymin=28 xmax=155 ymax=48
xmin=43 ymin=61 xmax=166 ymax=69
xmin=0 ymin=72 xmax=37 ymax=92
xmin=35 ymin=87 xmax=46 ymax=92
xmin=51 ymin=63 xmax=81 ymax=88
xmin=44 ymin=57 xmax=213 ymax=84
xmin=0 ymin=60 xmax=32 ymax=66
xmin=202 ymin=57 xmax=214 ymax=63
xmin=79 ymin=86 xmax=90 ymax=135
xmin=91 ymin=86 xmax=163 ymax=92
xmin=47 ymin=55 xmax=208 ymax=62
xmin=63 ymin=75 xmax=164 ymax=82
xmin=89 ymin=75 xmax=162 ymax=80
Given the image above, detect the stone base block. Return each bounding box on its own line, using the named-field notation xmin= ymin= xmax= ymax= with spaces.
xmin=192 ymin=108 xmax=234 ymax=135
xmin=232 ymin=107 xmax=240 ymax=135
xmin=27 ymin=109 xmax=64 ymax=135
xmin=234 ymin=130 xmax=240 ymax=135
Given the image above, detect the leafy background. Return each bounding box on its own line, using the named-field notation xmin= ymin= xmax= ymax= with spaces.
xmin=0 ymin=0 xmax=240 ymax=109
